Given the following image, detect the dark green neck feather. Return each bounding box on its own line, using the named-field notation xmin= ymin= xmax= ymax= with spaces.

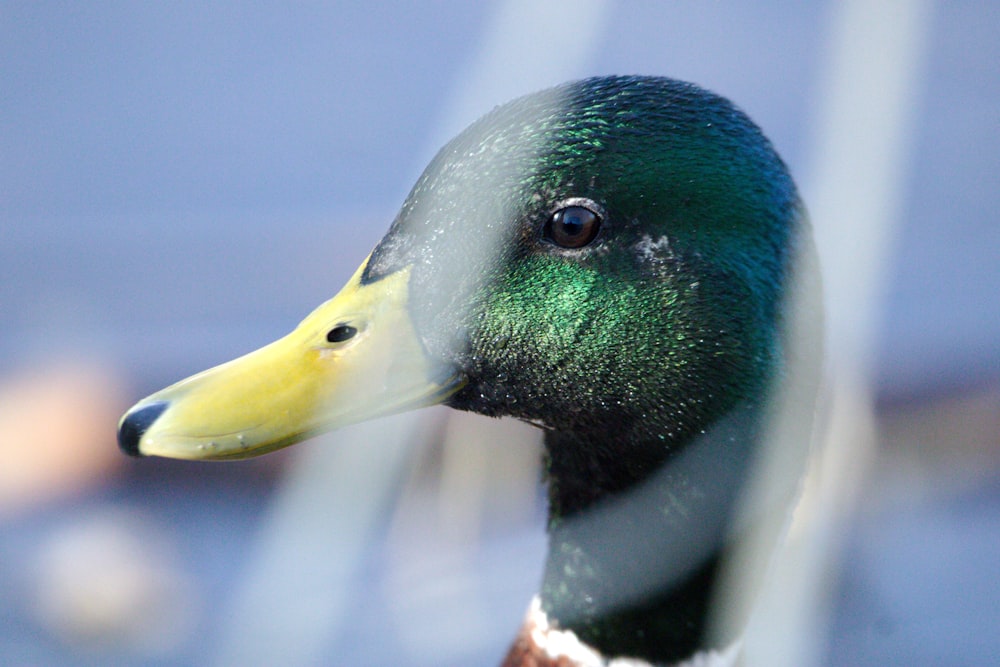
xmin=539 ymin=406 xmax=763 ymax=663
xmin=364 ymin=76 xmax=817 ymax=663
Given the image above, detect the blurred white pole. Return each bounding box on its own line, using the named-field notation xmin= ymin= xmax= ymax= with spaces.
xmin=208 ymin=414 xmax=426 ymax=667
xmin=745 ymin=1 xmax=933 ymax=666
xmin=386 ymin=1 xmax=612 ymax=661
xmin=812 ymin=0 xmax=933 ymax=367
xmin=419 ymin=0 xmax=611 ymax=160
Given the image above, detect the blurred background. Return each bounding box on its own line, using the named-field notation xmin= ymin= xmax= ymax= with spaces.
xmin=2 ymin=1 xmax=998 ymax=665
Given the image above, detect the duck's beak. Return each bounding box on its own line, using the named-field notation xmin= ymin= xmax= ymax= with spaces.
xmin=117 ymin=258 xmax=463 ymax=460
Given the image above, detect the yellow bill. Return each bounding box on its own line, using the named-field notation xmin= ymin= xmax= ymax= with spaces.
xmin=117 ymin=258 xmax=463 ymax=460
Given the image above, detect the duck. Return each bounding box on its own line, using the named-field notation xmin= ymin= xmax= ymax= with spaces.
xmin=118 ymin=75 xmax=821 ymax=666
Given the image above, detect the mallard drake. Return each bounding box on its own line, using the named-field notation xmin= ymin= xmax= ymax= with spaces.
xmin=118 ymin=75 xmax=820 ymax=666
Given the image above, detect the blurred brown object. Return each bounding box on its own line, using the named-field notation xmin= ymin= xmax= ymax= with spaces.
xmin=0 ymin=362 xmax=127 ymax=517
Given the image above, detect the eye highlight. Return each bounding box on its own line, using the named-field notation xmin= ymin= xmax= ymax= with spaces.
xmin=544 ymin=204 xmax=602 ymax=249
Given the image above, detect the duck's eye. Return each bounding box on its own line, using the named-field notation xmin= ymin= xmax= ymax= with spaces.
xmin=326 ymin=324 xmax=357 ymax=343
xmin=545 ymin=205 xmax=602 ymax=249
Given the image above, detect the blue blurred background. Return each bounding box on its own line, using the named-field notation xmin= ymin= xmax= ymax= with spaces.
xmin=2 ymin=2 xmax=998 ymax=665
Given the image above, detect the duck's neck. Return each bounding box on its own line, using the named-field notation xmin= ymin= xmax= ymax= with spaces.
xmin=537 ymin=407 xmax=760 ymax=664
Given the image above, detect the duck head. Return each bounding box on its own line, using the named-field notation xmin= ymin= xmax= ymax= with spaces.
xmin=119 ymin=76 xmax=819 ymax=664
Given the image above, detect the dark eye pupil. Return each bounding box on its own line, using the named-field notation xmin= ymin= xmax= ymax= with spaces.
xmin=547 ymin=205 xmax=601 ymax=248
xmin=561 ymin=212 xmax=586 ymax=236
xmin=327 ymin=324 xmax=357 ymax=343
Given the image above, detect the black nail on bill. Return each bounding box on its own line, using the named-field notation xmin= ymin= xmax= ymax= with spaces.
xmin=117 ymin=401 xmax=169 ymax=457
